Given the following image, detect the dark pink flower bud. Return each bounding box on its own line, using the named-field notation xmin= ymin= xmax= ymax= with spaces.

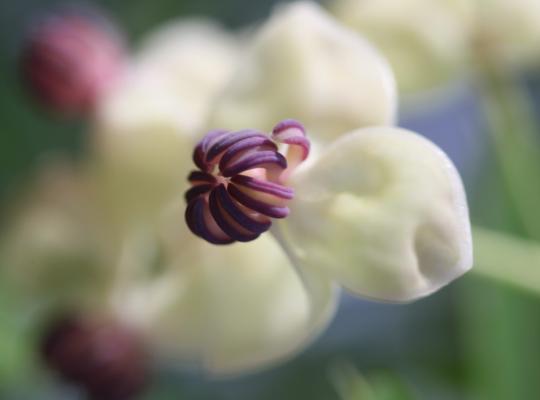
xmin=21 ymin=8 xmax=126 ymax=117
xmin=41 ymin=314 xmax=148 ymax=400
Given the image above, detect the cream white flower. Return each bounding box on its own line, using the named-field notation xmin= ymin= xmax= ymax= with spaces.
xmin=2 ymin=1 xmax=472 ymax=378
xmin=109 ymin=2 xmax=472 ymax=374
xmin=330 ymin=0 xmax=472 ymax=93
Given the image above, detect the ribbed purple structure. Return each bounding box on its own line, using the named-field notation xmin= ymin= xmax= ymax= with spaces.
xmin=185 ymin=120 xmax=309 ymax=245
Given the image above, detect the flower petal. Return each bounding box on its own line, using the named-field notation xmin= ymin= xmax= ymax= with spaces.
xmin=208 ymin=1 xmax=396 ymax=146
xmin=97 ymin=19 xmax=241 ymax=138
xmin=111 ymin=204 xmax=338 ymax=375
xmin=280 ymin=127 xmax=472 ymax=302
xmin=91 ymin=19 xmax=241 ymax=227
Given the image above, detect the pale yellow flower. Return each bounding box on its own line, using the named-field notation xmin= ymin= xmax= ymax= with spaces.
xmin=330 ymin=0 xmax=472 ymax=93
xmin=109 ymin=2 xmax=472 ymax=374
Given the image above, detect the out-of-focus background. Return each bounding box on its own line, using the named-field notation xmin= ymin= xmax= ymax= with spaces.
xmin=2 ymin=0 xmax=540 ymax=399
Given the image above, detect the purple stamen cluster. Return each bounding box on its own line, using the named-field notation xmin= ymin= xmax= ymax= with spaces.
xmin=185 ymin=120 xmax=309 ymax=245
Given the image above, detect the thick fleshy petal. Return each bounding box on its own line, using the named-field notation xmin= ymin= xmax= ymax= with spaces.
xmin=109 ymin=204 xmax=337 ymax=375
xmin=280 ymin=127 xmax=472 ymax=302
xmin=91 ymin=20 xmax=241 ymax=228
xmin=208 ymin=1 xmax=396 ymax=146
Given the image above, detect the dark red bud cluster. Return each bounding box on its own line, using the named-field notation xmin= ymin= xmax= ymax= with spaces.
xmin=41 ymin=314 xmax=148 ymax=400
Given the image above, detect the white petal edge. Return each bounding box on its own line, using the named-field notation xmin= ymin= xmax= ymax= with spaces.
xmin=280 ymin=126 xmax=473 ymax=302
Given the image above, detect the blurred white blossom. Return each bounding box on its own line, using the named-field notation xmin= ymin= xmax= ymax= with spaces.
xmin=330 ymin=0 xmax=472 ymax=93
xmin=98 ymin=19 xmax=241 ymax=138
xmin=90 ymin=19 xmax=241 ymax=228
xmin=330 ymin=0 xmax=540 ymax=93
xmin=110 ymin=207 xmax=336 ymax=374
xmin=473 ymin=0 xmax=540 ymax=69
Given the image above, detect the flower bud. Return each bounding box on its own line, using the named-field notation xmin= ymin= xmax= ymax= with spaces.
xmin=473 ymin=0 xmax=540 ymax=68
xmin=21 ymin=7 xmax=126 ymax=117
xmin=41 ymin=314 xmax=148 ymax=400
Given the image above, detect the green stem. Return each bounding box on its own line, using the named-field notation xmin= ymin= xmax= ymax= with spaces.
xmin=472 ymin=226 xmax=540 ymax=294
xmin=462 ymin=227 xmax=540 ymax=400
xmin=479 ymin=63 xmax=540 ymax=240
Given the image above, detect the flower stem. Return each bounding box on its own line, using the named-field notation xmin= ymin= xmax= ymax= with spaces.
xmin=472 ymin=226 xmax=540 ymax=294
xmin=269 ymin=224 xmax=338 ymax=326
xmin=477 ymin=62 xmax=540 ymax=240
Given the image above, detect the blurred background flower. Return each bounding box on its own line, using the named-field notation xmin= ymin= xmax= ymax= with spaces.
xmin=2 ymin=0 xmax=540 ymax=399
xmin=330 ymin=0 xmax=472 ymax=95
xmin=19 ymin=5 xmax=127 ymax=117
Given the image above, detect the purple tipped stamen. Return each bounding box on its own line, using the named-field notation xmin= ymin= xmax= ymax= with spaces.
xmin=228 ymin=184 xmax=290 ymax=219
xmin=272 ymin=119 xmax=311 ymax=166
xmin=184 ymin=119 xmax=310 ymax=245
xmin=221 ymin=151 xmax=287 ymax=177
xmin=209 ymin=189 xmax=260 ymax=242
xmin=206 ymin=130 xmax=269 ymax=162
xmin=230 ymin=175 xmax=294 ymax=199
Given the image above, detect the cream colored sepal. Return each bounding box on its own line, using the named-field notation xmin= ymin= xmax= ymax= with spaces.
xmin=281 ymin=127 xmax=472 ymax=302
